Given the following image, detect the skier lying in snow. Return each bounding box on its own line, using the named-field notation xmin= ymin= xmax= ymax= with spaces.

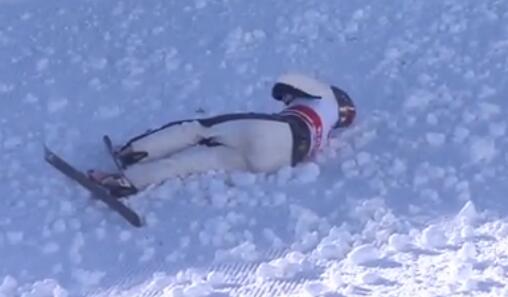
xmin=88 ymin=73 xmax=356 ymax=197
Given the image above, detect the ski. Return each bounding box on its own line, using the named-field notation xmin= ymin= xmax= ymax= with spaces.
xmin=44 ymin=146 xmax=143 ymax=227
xmin=103 ymin=135 xmax=125 ymax=170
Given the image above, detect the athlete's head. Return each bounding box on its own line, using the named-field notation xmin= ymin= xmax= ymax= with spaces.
xmin=272 ymin=73 xmax=356 ymax=128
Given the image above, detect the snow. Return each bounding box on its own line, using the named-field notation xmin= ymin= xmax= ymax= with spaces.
xmin=470 ymin=137 xmax=497 ymax=163
xmin=293 ymin=162 xmax=321 ymax=183
xmin=420 ymin=224 xmax=448 ymax=249
xmin=456 ymin=200 xmax=480 ymax=226
xmin=426 ymin=132 xmax=446 ymax=147
xmin=457 ymin=242 xmax=478 ymax=262
xmin=387 ymin=233 xmax=411 ymax=252
xmin=6 ymin=231 xmax=23 ymax=245
xmin=1 ymin=0 xmax=508 ymax=296
xmin=256 ymin=251 xmax=313 ymax=281
xmin=0 ymin=276 xmax=18 ymax=296
xmin=347 ymin=244 xmax=382 ymax=265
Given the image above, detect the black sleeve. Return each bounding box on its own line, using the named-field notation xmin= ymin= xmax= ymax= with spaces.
xmin=271 ymin=82 xmax=321 ymax=105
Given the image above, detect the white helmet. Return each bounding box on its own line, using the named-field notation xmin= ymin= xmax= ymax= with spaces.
xmin=272 ymin=73 xmax=356 ymax=128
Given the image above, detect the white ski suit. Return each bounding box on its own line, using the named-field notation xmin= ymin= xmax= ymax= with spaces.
xmin=120 ymin=74 xmax=355 ymax=189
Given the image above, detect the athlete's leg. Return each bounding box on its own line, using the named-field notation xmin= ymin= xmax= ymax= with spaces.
xmin=205 ymin=119 xmax=294 ymax=172
xmin=123 ymin=145 xmax=248 ymax=189
xmin=118 ymin=120 xmax=207 ymax=166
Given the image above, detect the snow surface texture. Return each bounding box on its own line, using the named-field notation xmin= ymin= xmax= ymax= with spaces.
xmin=1 ymin=0 xmax=508 ymax=296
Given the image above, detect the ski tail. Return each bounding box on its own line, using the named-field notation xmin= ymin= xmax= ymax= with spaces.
xmin=44 ymin=146 xmax=143 ymax=227
xmin=103 ymin=135 xmax=126 ymax=170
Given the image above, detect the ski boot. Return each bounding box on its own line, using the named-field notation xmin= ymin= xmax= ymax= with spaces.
xmin=87 ymin=170 xmax=138 ymax=198
xmin=104 ymin=136 xmax=148 ymax=169
xmin=114 ymin=145 xmax=148 ymax=169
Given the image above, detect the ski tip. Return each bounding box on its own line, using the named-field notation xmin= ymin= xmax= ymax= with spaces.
xmin=132 ymin=217 xmax=143 ymax=227
xmin=124 ymin=212 xmax=143 ymax=227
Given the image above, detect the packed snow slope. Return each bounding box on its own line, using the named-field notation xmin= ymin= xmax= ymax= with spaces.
xmin=1 ymin=0 xmax=508 ymax=296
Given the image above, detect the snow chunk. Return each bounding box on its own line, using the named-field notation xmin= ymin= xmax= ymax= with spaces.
xmin=95 ymin=227 xmax=106 ymax=240
xmin=341 ymin=159 xmax=358 ymax=178
xmin=262 ymin=228 xmax=284 ymax=249
xmin=20 ymin=13 xmax=32 ymax=21
xmin=272 ymin=192 xmax=287 ymax=206
xmin=457 ymin=242 xmax=477 ymax=262
xmin=59 ymin=201 xmax=75 ymax=215
xmin=206 ymin=271 xmax=226 ymax=288
xmin=359 ymin=271 xmax=383 ymax=285
xmin=347 ymin=244 xmax=381 ymax=265
xmin=194 ymin=0 xmax=207 ymax=9
xmin=22 ymin=279 xmax=68 ymax=297
xmin=3 ymin=136 xmax=22 ymax=150
xmin=0 ymin=275 xmax=17 ymax=296
xmin=256 ymin=251 xmax=313 ymax=280
xmin=69 ymin=233 xmax=84 ymax=264
xmin=292 ymin=231 xmax=319 ymax=252
xmin=470 ymin=137 xmax=496 ymax=163
xmin=119 ymin=230 xmax=132 ymax=242
xmin=164 ymin=286 xmax=184 ymax=297
xmin=388 ymin=233 xmax=411 ymax=252
xmin=478 ymin=85 xmax=497 ymax=99
xmin=6 ymin=231 xmax=23 ymax=245
xmin=314 ymin=226 xmax=352 ymax=260
xmin=459 ymin=225 xmax=475 ymax=240
xmin=390 ymin=158 xmax=407 ymax=176
xmin=96 ymin=105 xmax=121 ymax=119
xmin=47 ymin=97 xmax=68 ymax=113
xmin=290 ymin=206 xmax=323 ymax=251
xmin=210 ymin=192 xmax=229 ymax=208
xmin=229 ymin=172 xmax=256 ymax=187
xmin=36 ymin=58 xmax=49 ymax=72
xmin=183 ymin=282 xmax=213 ymax=297
xmin=460 ymin=278 xmax=479 ymax=292
xmin=420 ymin=224 xmax=447 ymax=249
xmin=470 ymin=138 xmax=496 ymax=163
xmin=453 ymin=126 xmax=470 ymax=143
xmin=302 ymin=281 xmax=329 ymax=297
xmin=140 ymin=247 xmax=156 ymax=262
xmin=256 ymin=262 xmax=279 ymax=280
xmin=456 ymin=201 xmax=479 ymax=226
xmin=88 ymin=57 xmax=107 ymax=70
xmin=215 ymin=241 xmax=258 ymax=262
xmin=496 ymin=223 xmax=508 ymax=238
xmin=51 ymin=219 xmax=67 ymax=233
xmin=294 ymin=162 xmax=320 ymax=183
xmin=499 ymin=286 xmax=508 ymax=297
xmin=207 ymin=179 xmax=227 ymax=193
xmin=489 ymin=121 xmax=506 ymax=137
xmin=315 ymin=242 xmax=348 ymax=260
xmin=0 ymin=83 xmax=14 ymax=93
xmin=72 ymin=269 xmax=105 ymax=287
xmin=275 ymin=166 xmax=293 ymax=185
xmin=448 ymin=262 xmax=475 ymax=288
xmin=42 ymin=242 xmax=60 ymax=254
xmin=426 ymin=132 xmax=446 ymax=147
xmin=404 ymin=90 xmax=434 ymax=110
xmin=164 ymin=48 xmax=180 ymax=73
xmin=224 ymin=27 xmax=266 ymax=55
xmin=478 ymin=102 xmax=501 ymax=120
xmin=355 ymin=152 xmax=371 ymax=167
xmin=138 ymin=272 xmax=173 ymax=293
xmin=24 ymin=93 xmax=39 ymax=104
xmin=426 ymin=113 xmax=438 ymax=125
